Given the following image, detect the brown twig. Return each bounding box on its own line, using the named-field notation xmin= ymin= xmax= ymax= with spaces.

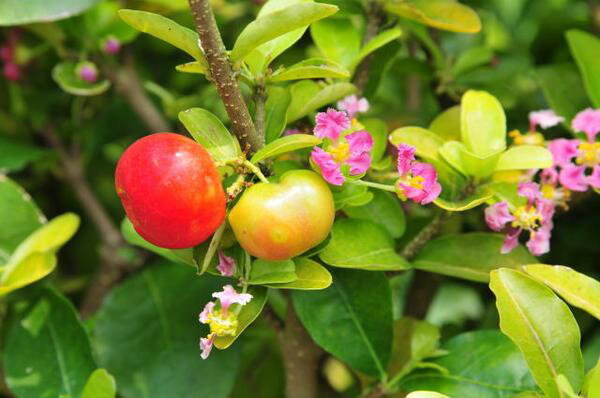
xmin=188 ymin=0 xmax=263 ymax=152
xmin=353 ymin=0 xmax=384 ymax=94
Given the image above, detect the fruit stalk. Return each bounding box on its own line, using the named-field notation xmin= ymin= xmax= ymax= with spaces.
xmin=188 ymin=0 xmax=263 ymax=152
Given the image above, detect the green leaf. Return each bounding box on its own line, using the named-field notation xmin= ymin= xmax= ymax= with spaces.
xmin=82 ymin=369 xmax=117 ymax=398
xmin=350 ymin=27 xmax=403 ymax=71
xmin=311 ymin=17 xmax=362 ymax=70
xmin=332 ymin=183 xmax=374 ymax=209
xmin=460 ymin=90 xmax=506 ymax=158
xmin=384 ymin=0 xmax=481 ymax=33
xmin=438 ymin=141 xmax=467 ymax=175
xmin=118 ymin=9 xmax=206 ymax=64
xmin=0 ymin=176 xmax=45 ymax=263
xmin=94 ymin=262 xmax=240 ymax=398
xmin=175 ymin=61 xmax=207 ymax=75
xmin=413 ymin=233 xmax=536 ymax=282
xmin=265 ymin=86 xmax=292 ymax=143
xmin=495 ymin=146 xmax=553 ymax=172
xmin=389 ymin=127 xmax=444 ymax=161
xmin=566 ymin=29 xmax=600 ymax=108
xmin=407 ymin=392 xmax=450 ymax=398
xmin=0 ymin=137 xmax=45 ymax=173
xmin=450 ymin=45 xmax=493 ymax=77
xmin=269 ymin=58 xmax=349 ymax=82
xmin=251 ymin=134 xmax=321 ymax=164
xmin=429 ymin=105 xmax=461 ymax=141
xmin=4 ymin=288 xmax=96 ymax=397
xmin=583 ymin=359 xmax=600 ymax=398
xmin=489 ymin=268 xmax=584 ymax=398
xmin=292 ymin=268 xmax=393 ymax=378
xmin=179 ymin=108 xmax=241 ymax=163
xmin=214 ymin=286 xmax=268 ymax=349
xmin=0 ymin=213 xmax=80 ymax=296
xmin=388 ymin=317 xmax=441 ymax=378
xmin=287 ymin=82 xmax=357 ymax=122
xmin=426 ymin=282 xmax=484 ymax=326
xmin=52 ymin=62 xmax=110 ymax=96
xmin=433 ymin=190 xmax=491 ymax=211
xmin=344 ymin=190 xmax=406 ymax=238
xmin=522 ymin=264 xmax=600 ymax=320
xmin=231 ymin=3 xmax=338 ymax=62
xmin=360 ymin=118 xmax=389 ymax=162
xmin=319 ymin=219 xmax=410 ymax=271
xmin=265 ymin=257 xmax=332 ymax=290
xmin=536 ymin=64 xmax=590 ymax=125
xmin=399 ymin=330 xmax=538 ymax=397
xmin=286 ymin=80 xmax=321 ymax=122
xmin=249 ymin=259 xmax=296 ymax=285
xmin=0 ymin=0 xmax=99 ymax=25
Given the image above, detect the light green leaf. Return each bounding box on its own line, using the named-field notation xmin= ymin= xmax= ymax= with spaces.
xmin=407 ymin=392 xmax=449 ymax=398
xmin=360 ymin=118 xmax=389 ymax=162
xmin=384 ymin=0 xmax=481 ymax=33
xmin=413 ymin=233 xmax=536 ymax=282
xmin=175 ymin=61 xmax=207 ymax=75
xmin=332 ymin=183 xmax=374 ymax=210
xmin=451 ymin=45 xmax=493 ymax=77
xmin=389 ymin=127 xmax=444 ymax=161
xmin=583 ymin=359 xmax=600 ymax=398
xmin=0 ymin=137 xmax=45 ymax=173
xmin=458 ymin=142 xmax=502 ymax=178
xmin=269 ymin=58 xmax=349 ymax=82
xmin=286 ymin=80 xmax=321 ymax=123
xmin=251 ymin=134 xmax=321 ymax=164
xmin=495 ymin=146 xmax=553 ymax=172
xmin=231 ymin=3 xmax=338 ymax=62
xmin=429 ymin=105 xmax=461 ymax=141
xmin=433 ymin=190 xmax=491 ymax=211
xmin=426 ymin=283 xmax=484 ymax=327
xmin=460 ymin=90 xmax=506 ymax=158
xmin=118 ymin=9 xmax=205 ymax=64
xmin=438 ymin=141 xmax=467 ymax=175
xmin=0 ymin=0 xmax=99 ymax=25
xmin=82 ymin=369 xmax=117 ymax=398
xmin=490 ymin=268 xmax=584 ymax=398
xmin=319 ymin=219 xmax=410 ymax=271
xmin=178 ymin=108 xmax=241 ymax=163
xmin=249 ymin=259 xmax=296 ymax=285
xmin=287 ymin=82 xmax=357 ymax=122
xmin=350 ymin=27 xmax=403 ymax=71
xmin=566 ymin=29 xmax=600 ymax=108
xmin=214 ymin=286 xmax=268 ymax=349
xmin=265 ymin=257 xmax=332 ymax=290
xmin=265 ymin=86 xmax=292 ymax=143
xmin=311 ymin=17 xmax=362 ymax=70
xmin=344 ymin=190 xmax=406 ymax=238
xmin=292 ymin=268 xmax=393 ymax=378
xmin=536 ymin=64 xmax=590 ymax=125
xmin=522 ymin=264 xmax=600 ymax=320
xmin=388 ymin=317 xmax=441 ymax=379
xmin=52 ymin=62 xmax=110 ymax=96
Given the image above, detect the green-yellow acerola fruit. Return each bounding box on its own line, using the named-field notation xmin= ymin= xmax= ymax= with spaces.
xmin=228 ymin=170 xmax=335 ymax=261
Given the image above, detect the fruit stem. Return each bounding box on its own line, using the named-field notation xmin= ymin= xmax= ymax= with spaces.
xmin=243 ymin=160 xmax=270 ymax=184
xmin=349 ymin=179 xmax=396 ymax=192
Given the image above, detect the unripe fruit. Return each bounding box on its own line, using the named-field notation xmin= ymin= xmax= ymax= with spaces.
xmin=115 ymin=133 xmax=225 ymax=249
xmin=229 ymin=170 xmax=335 ymax=261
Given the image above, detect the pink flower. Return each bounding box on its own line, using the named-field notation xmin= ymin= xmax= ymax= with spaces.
xmin=501 ymin=227 xmax=521 ymax=254
xmin=314 ymin=108 xmax=350 ymax=140
xmin=199 ymin=301 xmax=215 ymax=323
xmin=485 ymin=202 xmax=514 ymax=231
xmin=547 ymin=139 xmax=580 ymax=167
xmin=103 ymin=37 xmax=121 ymax=55
xmin=337 ymin=95 xmax=369 ymax=119
xmin=3 ymin=62 xmax=20 ymax=81
xmin=395 ymin=144 xmax=442 ymax=205
xmin=76 ymin=62 xmax=98 ymax=83
xmin=345 ymin=131 xmax=373 ymax=175
xmin=559 ymin=164 xmax=588 ymax=191
xmin=216 ymin=251 xmax=235 ymax=277
xmin=526 ymin=224 xmax=552 ymax=256
xmin=212 ymin=285 xmax=253 ymax=311
xmin=200 ymin=336 xmax=214 ymax=360
xmin=572 ymin=108 xmax=600 ymax=142
xmin=396 ymin=144 xmax=416 ymax=175
xmin=517 ymin=182 xmax=541 ymax=204
xmin=529 ymin=109 xmax=564 ymax=131
xmin=588 ymin=165 xmax=600 ymax=189
xmin=311 ymin=147 xmax=344 ymax=185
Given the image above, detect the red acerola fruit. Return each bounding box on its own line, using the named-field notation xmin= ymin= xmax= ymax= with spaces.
xmin=115 ymin=133 xmax=226 ymax=249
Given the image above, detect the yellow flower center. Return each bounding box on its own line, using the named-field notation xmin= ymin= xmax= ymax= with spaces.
xmin=206 ymin=309 xmax=238 ymax=337
xmin=576 ymin=142 xmax=600 ymax=167
xmin=512 ymin=206 xmax=543 ymax=229
xmin=329 ymin=141 xmax=350 ymax=163
xmin=395 ymin=175 xmax=425 ymax=201
xmin=540 ymin=184 xmax=555 ymax=200
xmin=509 ymin=130 xmax=545 ymax=146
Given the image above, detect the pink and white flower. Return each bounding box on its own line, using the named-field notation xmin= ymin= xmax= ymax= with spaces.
xmin=394 ymin=144 xmax=441 ymax=205
xmin=314 ymin=108 xmax=350 ymax=141
xmin=572 ymin=108 xmax=600 ymax=142
xmin=337 ymin=95 xmax=369 ymax=119
xmin=529 ymin=109 xmax=564 ymax=131
xmin=216 ymin=251 xmax=235 ymax=277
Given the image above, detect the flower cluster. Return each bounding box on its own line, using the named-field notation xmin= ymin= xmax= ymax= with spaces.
xmin=485 ymin=182 xmax=555 ymax=256
xmin=199 ymin=285 xmax=252 ymax=359
xmin=395 ymin=144 xmax=441 ymax=204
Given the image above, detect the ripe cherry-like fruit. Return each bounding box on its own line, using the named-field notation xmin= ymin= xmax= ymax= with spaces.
xmin=115 ymin=133 xmax=225 ymax=249
xmin=229 ymin=170 xmax=335 ymax=261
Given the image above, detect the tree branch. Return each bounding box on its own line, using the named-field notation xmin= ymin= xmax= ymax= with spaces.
xmin=353 ymin=0 xmax=384 ymax=94
xmin=188 ymin=0 xmax=263 ymax=152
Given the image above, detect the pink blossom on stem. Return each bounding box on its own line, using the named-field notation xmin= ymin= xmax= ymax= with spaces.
xmin=529 ymin=109 xmax=564 ymax=131
xmin=103 ymin=37 xmax=121 ymax=55
xmin=212 ymin=285 xmax=253 ymax=311
xmin=76 ymin=62 xmax=98 ymax=83
xmin=200 ymin=336 xmax=214 ymax=360
xmin=313 ymin=108 xmax=350 ymax=140
xmin=559 ymin=164 xmax=588 ymax=191
xmin=485 ymin=202 xmax=514 ymax=231
xmin=337 ymin=95 xmax=369 ymax=119
xmin=588 ymin=165 xmax=600 ymax=189
xmin=547 ymin=139 xmax=580 ymax=167
xmin=199 ymin=301 xmax=215 ymax=323
xmin=216 ymin=251 xmax=236 ymax=277
xmin=572 ymin=108 xmax=600 ymax=142
xmin=311 ymin=147 xmax=344 ymax=185
xmin=501 ymin=227 xmax=521 ymax=254
xmin=345 ymin=131 xmax=373 ymax=175
xmin=395 ymin=144 xmax=441 ymax=205
xmin=396 ymin=144 xmax=416 ymax=175
xmin=517 ymin=182 xmax=541 ymax=204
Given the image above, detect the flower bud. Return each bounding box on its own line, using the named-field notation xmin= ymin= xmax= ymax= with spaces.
xmin=76 ymin=61 xmax=98 ymax=83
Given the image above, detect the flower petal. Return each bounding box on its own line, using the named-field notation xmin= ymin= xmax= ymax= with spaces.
xmin=314 ymin=108 xmax=350 ymax=140
xmin=485 ymin=202 xmax=514 ymax=231
xmin=212 ymin=285 xmax=253 ymax=311
xmin=559 ymin=164 xmax=588 ymax=191
xmin=547 ymin=138 xmax=580 ymax=167
xmin=337 ymin=95 xmax=370 ymax=118
xmin=396 ymin=143 xmax=416 ymax=175
xmin=529 ymin=109 xmax=564 ymax=130
xmin=216 ymin=251 xmax=236 ymax=277
xmin=501 ymin=227 xmax=521 ymax=254
xmin=200 ymin=336 xmax=214 ymax=360
xmin=199 ymin=301 xmax=215 ymax=324
xmin=311 ymin=147 xmax=345 ymax=185
xmin=572 ymin=108 xmax=600 ymax=142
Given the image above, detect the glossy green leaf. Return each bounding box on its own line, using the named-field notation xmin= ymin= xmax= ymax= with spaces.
xmin=407 ymin=392 xmax=450 ymax=398
xmin=0 ymin=213 xmax=79 ymax=296
xmin=95 ymin=262 xmax=240 ymax=398
xmin=292 ymin=268 xmax=393 ymax=378
xmin=82 ymin=369 xmax=117 ymax=398
xmin=350 ymin=27 xmax=403 ymax=71
xmin=0 ymin=137 xmax=45 ymax=173
xmin=429 ymin=105 xmax=461 ymax=141
xmin=486 ymin=181 xmax=526 ymax=208
xmin=400 ymin=330 xmax=538 ymax=397
xmin=269 ymin=58 xmax=349 ymax=82
xmin=426 ymin=282 xmax=484 ymax=327
xmin=461 ymin=90 xmax=506 ymax=158
xmin=388 ymin=317 xmax=441 ymax=378
xmin=287 ymin=82 xmax=357 ymax=122
xmin=384 ymin=0 xmax=481 ymax=33
xmin=360 ymin=118 xmax=389 ymax=162
xmin=320 ymin=218 xmax=410 ymax=271
xmin=0 ymin=0 xmax=99 ymax=25
xmin=433 ymin=190 xmax=491 ymax=211
xmin=344 ymin=190 xmax=406 ymax=238
xmin=389 ymin=127 xmax=444 ymax=161
xmin=332 ymin=183 xmax=374 ymax=209
xmin=413 ymin=233 xmax=535 ymax=282
xmin=522 ymin=264 xmax=600 ymax=320
xmin=490 ymin=268 xmax=584 ymax=398
xmin=566 ymin=29 xmax=600 ymax=108
xmin=495 ymin=146 xmax=553 ymax=172
xmin=52 ymin=62 xmax=111 ymax=96
xmin=286 ymin=80 xmax=321 ymax=122
xmin=311 ymin=17 xmax=362 ymax=69
xmin=179 ymin=108 xmax=241 ymax=163
xmin=451 ymin=45 xmax=493 ymax=77
xmin=251 ymin=134 xmax=321 ymax=164
xmin=175 ymin=61 xmax=207 ymax=75
xmin=438 ymin=141 xmax=467 ymax=175
xmin=443 ymin=141 xmax=501 ymax=178
xmin=265 ymin=86 xmax=292 ymax=143
xmin=118 ymin=9 xmax=205 ymax=64
xmin=0 ymin=176 xmax=45 ymax=263
xmin=583 ymin=359 xmax=600 ymax=398
xmin=249 ymin=259 xmax=296 ymax=285
xmin=214 ymin=286 xmax=268 ymax=349
xmin=231 ymin=3 xmax=338 ymax=62
xmin=536 ymin=64 xmax=590 ymax=125
xmin=265 ymin=257 xmax=332 ymax=290
xmin=120 ymin=218 xmax=196 ymax=268
xmin=4 ymin=288 xmax=96 ymax=397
